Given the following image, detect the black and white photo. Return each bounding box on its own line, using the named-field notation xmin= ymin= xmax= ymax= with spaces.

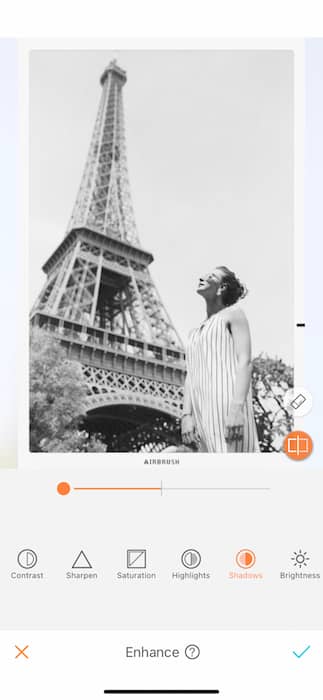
xmin=29 ymin=50 xmax=294 ymax=454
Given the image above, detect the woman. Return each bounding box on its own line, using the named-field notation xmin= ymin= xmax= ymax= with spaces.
xmin=182 ymin=266 xmax=259 ymax=452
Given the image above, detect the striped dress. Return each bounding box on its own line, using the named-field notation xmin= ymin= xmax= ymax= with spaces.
xmin=186 ymin=311 xmax=259 ymax=453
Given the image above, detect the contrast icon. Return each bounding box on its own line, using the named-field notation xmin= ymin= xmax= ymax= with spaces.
xmin=72 ymin=551 xmax=92 ymax=569
xmin=127 ymin=549 xmax=147 ymax=569
xmin=17 ymin=549 xmax=38 ymax=570
xmin=291 ymin=549 xmax=310 ymax=569
xmin=283 ymin=431 xmax=313 ymax=460
xmin=235 ymin=549 xmax=256 ymax=569
xmin=181 ymin=549 xmax=201 ymax=569
xmin=185 ymin=644 xmax=200 ymax=660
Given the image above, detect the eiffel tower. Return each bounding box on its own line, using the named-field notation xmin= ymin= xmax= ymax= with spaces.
xmin=31 ymin=60 xmax=186 ymax=452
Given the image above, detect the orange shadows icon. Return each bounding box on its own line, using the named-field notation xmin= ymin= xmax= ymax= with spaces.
xmin=235 ymin=549 xmax=256 ymax=569
xmin=283 ymin=431 xmax=313 ymax=460
xmin=15 ymin=645 xmax=29 ymax=659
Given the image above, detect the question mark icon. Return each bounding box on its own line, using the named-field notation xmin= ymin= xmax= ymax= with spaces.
xmin=185 ymin=644 xmax=200 ymax=659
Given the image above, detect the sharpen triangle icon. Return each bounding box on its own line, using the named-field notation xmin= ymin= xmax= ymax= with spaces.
xmin=72 ymin=550 xmax=92 ymax=569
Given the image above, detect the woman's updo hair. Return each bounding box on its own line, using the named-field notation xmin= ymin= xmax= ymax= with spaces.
xmin=216 ymin=266 xmax=248 ymax=307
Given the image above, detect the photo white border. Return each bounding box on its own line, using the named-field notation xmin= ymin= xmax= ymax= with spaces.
xmin=19 ymin=37 xmax=304 ymax=471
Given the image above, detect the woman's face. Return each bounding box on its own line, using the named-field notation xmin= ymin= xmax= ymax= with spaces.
xmin=197 ymin=269 xmax=223 ymax=299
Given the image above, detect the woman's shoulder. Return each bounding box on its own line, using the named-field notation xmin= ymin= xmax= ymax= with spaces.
xmin=222 ymin=304 xmax=248 ymax=325
xmin=187 ymin=325 xmax=200 ymax=341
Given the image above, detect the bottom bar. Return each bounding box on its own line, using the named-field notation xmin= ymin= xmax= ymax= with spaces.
xmin=104 ymin=692 xmax=220 ymax=695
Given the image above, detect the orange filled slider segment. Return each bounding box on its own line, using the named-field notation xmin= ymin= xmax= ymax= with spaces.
xmin=74 ymin=486 xmax=161 ymax=491
xmin=57 ymin=482 xmax=161 ymax=496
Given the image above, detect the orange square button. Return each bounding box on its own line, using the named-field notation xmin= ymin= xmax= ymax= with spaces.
xmin=283 ymin=431 xmax=313 ymax=460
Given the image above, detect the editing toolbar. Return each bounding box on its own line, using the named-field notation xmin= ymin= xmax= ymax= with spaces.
xmin=7 ymin=546 xmax=321 ymax=578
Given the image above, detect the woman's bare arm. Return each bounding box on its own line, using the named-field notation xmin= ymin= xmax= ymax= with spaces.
xmin=224 ymin=308 xmax=252 ymax=445
xmin=182 ymin=376 xmax=193 ymax=416
xmin=228 ymin=307 xmax=252 ymax=405
xmin=181 ymin=377 xmax=197 ymax=445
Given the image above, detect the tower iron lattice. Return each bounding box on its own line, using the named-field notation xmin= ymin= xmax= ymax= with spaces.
xmin=31 ymin=60 xmax=186 ymax=451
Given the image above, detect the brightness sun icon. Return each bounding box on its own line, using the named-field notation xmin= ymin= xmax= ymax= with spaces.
xmin=291 ymin=549 xmax=310 ymax=568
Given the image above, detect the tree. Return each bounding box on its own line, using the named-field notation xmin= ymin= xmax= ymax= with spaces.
xmin=252 ymin=354 xmax=293 ymax=452
xmin=30 ymin=328 xmax=106 ymax=452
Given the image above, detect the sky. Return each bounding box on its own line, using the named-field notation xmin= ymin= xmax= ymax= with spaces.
xmin=30 ymin=49 xmax=294 ymax=363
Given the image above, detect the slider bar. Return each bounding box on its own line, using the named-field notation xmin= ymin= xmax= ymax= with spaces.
xmin=73 ymin=486 xmax=269 ymax=492
xmin=74 ymin=487 xmax=160 ymax=491
xmin=104 ymin=692 xmax=220 ymax=695
xmin=164 ymin=487 xmax=270 ymax=491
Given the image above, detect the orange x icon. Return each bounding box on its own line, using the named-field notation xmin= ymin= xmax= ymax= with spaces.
xmin=15 ymin=645 xmax=29 ymax=659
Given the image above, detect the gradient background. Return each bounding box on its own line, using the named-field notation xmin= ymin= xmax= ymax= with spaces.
xmin=2 ymin=41 xmax=322 ymax=470
xmin=305 ymin=39 xmax=323 ymax=459
xmin=0 ymin=40 xmax=17 ymax=468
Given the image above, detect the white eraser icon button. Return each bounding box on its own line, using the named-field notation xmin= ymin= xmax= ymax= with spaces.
xmin=284 ymin=387 xmax=313 ymax=417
